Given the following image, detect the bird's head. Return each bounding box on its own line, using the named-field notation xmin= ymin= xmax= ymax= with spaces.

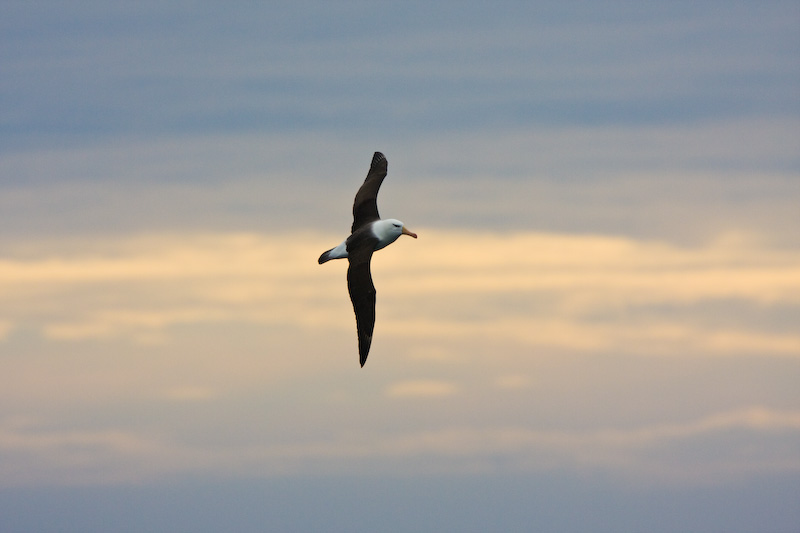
xmin=387 ymin=219 xmax=418 ymax=239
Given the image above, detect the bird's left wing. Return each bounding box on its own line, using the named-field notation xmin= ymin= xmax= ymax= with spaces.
xmin=346 ymin=239 xmax=377 ymax=367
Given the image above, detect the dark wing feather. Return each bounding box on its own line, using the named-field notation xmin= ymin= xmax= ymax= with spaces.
xmin=351 ymin=152 xmax=388 ymax=233
xmin=346 ymin=231 xmax=378 ymax=367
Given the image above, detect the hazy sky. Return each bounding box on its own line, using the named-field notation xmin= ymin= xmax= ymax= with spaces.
xmin=1 ymin=2 xmax=799 ymax=532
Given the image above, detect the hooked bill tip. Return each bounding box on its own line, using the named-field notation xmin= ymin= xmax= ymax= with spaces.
xmin=402 ymin=227 xmax=418 ymax=238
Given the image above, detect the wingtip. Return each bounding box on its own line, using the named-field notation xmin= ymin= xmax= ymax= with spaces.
xmin=371 ymin=152 xmax=386 ymax=168
xmin=358 ymin=334 xmax=372 ymax=367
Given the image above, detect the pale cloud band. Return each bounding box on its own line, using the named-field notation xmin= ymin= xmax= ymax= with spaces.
xmin=1 ymin=230 xmax=797 ymax=357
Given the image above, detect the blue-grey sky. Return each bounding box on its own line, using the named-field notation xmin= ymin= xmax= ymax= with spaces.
xmin=2 ymin=1 xmax=799 ymax=243
xmin=4 ymin=1 xmax=797 ymax=141
xmin=1 ymin=2 xmax=799 ymax=532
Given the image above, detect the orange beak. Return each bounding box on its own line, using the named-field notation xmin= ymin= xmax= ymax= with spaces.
xmin=401 ymin=226 xmax=418 ymax=239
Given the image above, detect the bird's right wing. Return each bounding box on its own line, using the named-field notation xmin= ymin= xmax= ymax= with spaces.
xmin=351 ymin=152 xmax=388 ymax=233
xmin=346 ymin=241 xmax=376 ymax=367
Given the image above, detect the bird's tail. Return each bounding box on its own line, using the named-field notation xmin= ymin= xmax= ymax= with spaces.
xmin=318 ymin=241 xmax=348 ymax=264
xmin=318 ymin=248 xmax=334 ymax=264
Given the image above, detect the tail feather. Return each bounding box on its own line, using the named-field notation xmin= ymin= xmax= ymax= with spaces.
xmin=318 ymin=248 xmax=334 ymax=264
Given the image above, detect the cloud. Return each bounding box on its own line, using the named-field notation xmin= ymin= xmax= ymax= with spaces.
xmin=248 ymin=406 xmax=800 ymax=483
xmin=0 ymin=417 xmax=183 ymax=486
xmin=0 ymin=320 xmax=11 ymax=341
xmin=164 ymin=386 xmax=218 ymax=402
xmin=4 ymin=1 xmax=796 ymax=147
xmin=385 ymin=380 xmax=458 ymax=398
xmin=1 ymin=230 xmax=798 ymax=357
xmin=2 ymin=119 xmax=797 ymax=251
xmin=3 ymin=406 xmax=796 ymax=486
xmin=493 ymin=375 xmax=531 ymax=390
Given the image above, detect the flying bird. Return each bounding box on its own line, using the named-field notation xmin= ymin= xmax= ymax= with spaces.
xmin=318 ymin=152 xmax=417 ymax=367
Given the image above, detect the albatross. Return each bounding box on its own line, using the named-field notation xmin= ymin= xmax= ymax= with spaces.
xmin=318 ymin=152 xmax=417 ymax=367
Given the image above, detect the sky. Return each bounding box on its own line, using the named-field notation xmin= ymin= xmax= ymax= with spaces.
xmin=1 ymin=1 xmax=799 ymax=531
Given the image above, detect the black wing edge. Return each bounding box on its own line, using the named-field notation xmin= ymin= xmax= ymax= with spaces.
xmin=371 ymin=151 xmax=386 ymax=169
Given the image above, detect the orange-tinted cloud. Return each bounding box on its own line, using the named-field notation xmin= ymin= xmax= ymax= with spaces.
xmin=1 ymin=230 xmax=798 ymax=357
